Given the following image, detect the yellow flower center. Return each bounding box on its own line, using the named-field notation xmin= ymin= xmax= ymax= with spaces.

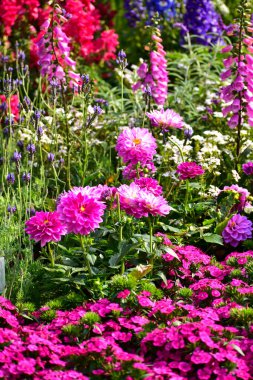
xmin=230 ymin=221 xmax=236 ymax=227
xmin=44 ymin=220 xmax=49 ymax=224
xmin=133 ymin=138 xmax=141 ymax=145
xmin=80 ymin=205 xmax=86 ymax=212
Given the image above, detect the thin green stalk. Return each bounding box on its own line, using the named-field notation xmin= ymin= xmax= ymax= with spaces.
xmin=167 ymin=136 xmax=185 ymax=162
xmin=117 ymin=194 xmax=124 ymax=274
xmin=80 ymin=235 xmax=92 ymax=276
xmin=148 ymin=216 xmax=154 ymax=266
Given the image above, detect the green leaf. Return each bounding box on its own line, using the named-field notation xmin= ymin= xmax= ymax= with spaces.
xmin=215 ymin=217 xmax=231 ymax=234
xmin=87 ymin=254 xmax=96 ymax=265
xmin=203 ymin=233 xmax=223 ymax=245
xmin=109 ymin=253 xmax=122 ymax=267
xmin=157 ymin=271 xmax=168 ymax=285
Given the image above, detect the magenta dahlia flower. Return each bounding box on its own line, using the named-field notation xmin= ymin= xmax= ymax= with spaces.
xmin=146 ymin=108 xmax=184 ymax=131
xmin=176 ymin=162 xmax=205 ymax=180
xmin=222 ymin=214 xmax=252 ymax=247
xmin=57 ymin=188 xmax=106 ymax=235
xmin=25 ymin=211 xmax=66 ymax=247
xmin=134 ymin=177 xmax=163 ymax=196
xmin=242 ymin=162 xmax=253 ymax=176
xmin=116 ymin=127 xmax=157 ymax=165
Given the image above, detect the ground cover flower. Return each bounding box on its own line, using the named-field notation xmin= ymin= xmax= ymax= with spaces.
xmin=176 ymin=161 xmax=205 ymax=180
xmin=25 ymin=211 xmax=66 ymax=247
xmin=222 ymin=214 xmax=252 ymax=247
xmin=57 ymin=187 xmax=106 ymax=235
xmin=146 ymin=108 xmax=184 ymax=131
xmin=116 ymin=127 xmax=157 ymax=165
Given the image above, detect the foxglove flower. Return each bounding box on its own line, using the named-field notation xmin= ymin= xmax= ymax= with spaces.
xmin=176 ymin=162 xmax=205 ymax=180
xmin=133 ymin=33 xmax=168 ymax=106
xmin=116 ymin=127 xmax=157 ymax=165
xmin=57 ymin=188 xmax=106 ymax=235
xmin=146 ymin=108 xmax=184 ymax=131
xmin=25 ymin=211 xmax=66 ymax=247
xmin=222 ymin=214 xmax=252 ymax=247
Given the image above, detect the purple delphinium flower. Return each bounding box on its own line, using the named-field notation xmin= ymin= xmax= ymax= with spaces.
xmin=22 ymin=173 xmax=31 ymax=183
xmin=47 ymin=153 xmax=55 ymax=162
xmin=242 ymin=162 xmax=253 ymax=176
xmin=124 ymin=0 xmax=146 ymax=27
xmin=146 ymin=0 xmax=177 ymax=22
xmin=183 ymin=0 xmax=224 ymax=46
xmin=222 ymin=214 xmax=252 ymax=247
xmin=7 ymin=205 xmax=16 ymax=213
xmin=11 ymin=151 xmax=22 ymax=163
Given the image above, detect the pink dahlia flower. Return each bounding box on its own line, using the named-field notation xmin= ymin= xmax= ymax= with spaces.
xmin=222 ymin=214 xmax=252 ymax=247
xmin=138 ymin=191 xmax=170 ymax=217
xmin=57 ymin=188 xmax=106 ymax=235
xmin=176 ymin=162 xmax=205 ymax=180
xmin=25 ymin=211 xmax=66 ymax=247
xmin=116 ymin=127 xmax=157 ymax=165
xmin=134 ymin=177 xmax=163 ymax=196
xmin=242 ymin=161 xmax=253 ymax=176
xmin=146 ymin=108 xmax=184 ymax=131
xmin=118 ymin=183 xmax=170 ymax=218
xmin=117 ymin=183 xmax=143 ymax=218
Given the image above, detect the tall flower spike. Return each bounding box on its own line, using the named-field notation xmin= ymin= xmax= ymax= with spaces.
xmin=35 ymin=4 xmax=80 ymax=88
xmin=133 ymin=32 xmax=168 ymax=106
xmin=220 ymin=1 xmax=253 ymax=157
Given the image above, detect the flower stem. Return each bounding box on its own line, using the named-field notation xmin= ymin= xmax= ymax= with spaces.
xmin=48 ymin=244 xmax=55 ymax=267
xmin=80 ymin=235 xmax=92 ymax=276
xmin=167 ymin=136 xmax=185 ymax=162
xmin=117 ymin=194 xmax=124 ymax=274
xmin=149 ymin=216 xmax=154 ymax=266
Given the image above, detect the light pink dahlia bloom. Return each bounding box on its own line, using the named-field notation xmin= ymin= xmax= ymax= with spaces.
xmin=118 ymin=182 xmax=170 ymax=218
xmin=117 ymin=183 xmax=143 ymax=218
xmin=138 ymin=190 xmax=170 ymax=217
xmin=146 ymin=108 xmax=184 ymax=131
xmin=57 ymin=188 xmax=106 ymax=235
xmin=134 ymin=177 xmax=163 ymax=196
xmin=176 ymin=162 xmax=205 ymax=180
xmin=25 ymin=211 xmax=66 ymax=247
xmin=116 ymin=127 xmax=157 ymax=165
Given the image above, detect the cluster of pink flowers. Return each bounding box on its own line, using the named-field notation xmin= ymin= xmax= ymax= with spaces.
xmin=25 ymin=185 xmax=107 ymax=246
xmin=0 ymin=0 xmax=118 ymax=65
xmin=133 ymin=33 xmax=168 ymax=106
xmin=0 ymin=246 xmax=253 ymax=379
xmin=118 ymin=181 xmax=170 ymax=218
xmin=176 ymin=162 xmax=205 ymax=180
xmin=220 ymin=21 xmax=253 ymax=128
xmin=146 ymin=108 xmax=184 ymax=131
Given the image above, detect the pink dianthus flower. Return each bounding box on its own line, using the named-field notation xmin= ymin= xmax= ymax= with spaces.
xmin=57 ymin=188 xmax=106 ymax=235
xmin=116 ymin=127 xmax=157 ymax=165
xmin=146 ymin=108 xmax=184 ymax=131
xmin=25 ymin=211 xmax=66 ymax=246
xmin=176 ymin=162 xmax=205 ymax=180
